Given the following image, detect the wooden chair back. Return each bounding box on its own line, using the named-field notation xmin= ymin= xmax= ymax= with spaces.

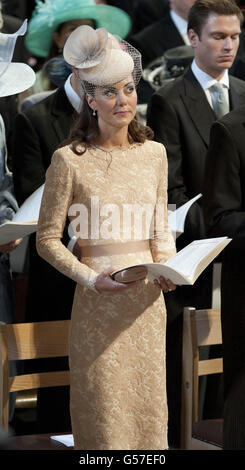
xmin=181 ymin=307 xmax=223 ymax=450
xmin=0 ymin=320 xmax=70 ymax=429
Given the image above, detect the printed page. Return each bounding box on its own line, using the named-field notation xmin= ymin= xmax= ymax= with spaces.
xmin=164 ymin=237 xmax=230 ymax=282
xmin=145 ymin=263 xmax=190 ymax=285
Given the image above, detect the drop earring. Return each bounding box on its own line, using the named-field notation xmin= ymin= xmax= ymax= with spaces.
xmin=93 ymin=109 xmax=96 ymax=116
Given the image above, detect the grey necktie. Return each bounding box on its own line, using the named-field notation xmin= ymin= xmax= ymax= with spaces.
xmin=211 ymin=82 xmax=229 ymax=119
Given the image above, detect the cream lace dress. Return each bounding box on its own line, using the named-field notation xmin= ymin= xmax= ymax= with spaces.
xmin=36 ymin=139 xmax=176 ymax=450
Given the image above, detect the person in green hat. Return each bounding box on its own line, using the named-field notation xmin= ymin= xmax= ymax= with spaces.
xmin=22 ymin=0 xmax=132 ymax=97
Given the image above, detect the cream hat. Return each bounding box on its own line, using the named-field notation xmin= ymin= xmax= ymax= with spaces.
xmin=0 ymin=20 xmax=36 ymax=97
xmin=63 ymin=25 xmax=142 ymax=93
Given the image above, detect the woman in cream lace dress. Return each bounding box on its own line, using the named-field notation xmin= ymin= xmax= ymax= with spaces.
xmin=36 ymin=25 xmax=176 ymax=450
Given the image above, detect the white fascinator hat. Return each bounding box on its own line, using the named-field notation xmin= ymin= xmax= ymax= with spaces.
xmin=0 ymin=19 xmax=36 ymax=98
xmin=63 ymin=25 xmax=142 ymax=95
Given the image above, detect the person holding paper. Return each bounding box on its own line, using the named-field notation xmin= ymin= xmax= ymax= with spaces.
xmin=36 ymin=25 xmax=176 ymax=450
xmin=0 ymin=20 xmax=35 ymax=320
xmin=147 ymin=0 xmax=245 ymax=447
xmin=219 ymin=219 xmax=245 ymax=449
xmin=204 ymin=103 xmax=245 ymax=238
xmin=0 ymin=18 xmax=35 ymax=423
xmin=203 ymin=103 xmax=245 ymax=449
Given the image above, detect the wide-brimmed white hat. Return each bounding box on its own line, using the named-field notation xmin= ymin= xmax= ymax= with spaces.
xmin=0 ymin=20 xmax=36 ymax=97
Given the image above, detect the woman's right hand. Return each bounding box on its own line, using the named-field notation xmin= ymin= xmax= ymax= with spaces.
xmin=95 ymin=266 xmax=145 ymax=294
xmin=0 ymin=238 xmax=22 ymax=254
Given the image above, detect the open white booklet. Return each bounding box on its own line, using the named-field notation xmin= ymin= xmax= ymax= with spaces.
xmin=0 ymin=184 xmax=44 ymax=245
xmin=112 ymin=237 xmax=231 ymax=286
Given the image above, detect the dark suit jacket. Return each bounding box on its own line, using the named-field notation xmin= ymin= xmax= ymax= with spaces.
xmin=2 ymin=1 xmax=35 ymax=20
xmin=203 ymin=104 xmax=245 ymax=238
xmin=221 ymin=219 xmax=245 ymax=449
xmin=13 ymin=87 xmax=76 ymax=204
xmin=147 ymin=69 xmax=245 ymax=446
xmin=130 ymin=12 xmax=184 ymax=68
xmin=129 ymin=0 xmax=169 ymax=36
xmin=203 ymin=109 xmax=245 ymax=448
xmin=147 ymin=67 xmax=245 ymax=245
xmin=13 ymin=87 xmax=77 ymax=322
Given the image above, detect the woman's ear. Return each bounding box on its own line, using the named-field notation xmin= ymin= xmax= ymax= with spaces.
xmin=86 ymin=94 xmax=96 ymax=114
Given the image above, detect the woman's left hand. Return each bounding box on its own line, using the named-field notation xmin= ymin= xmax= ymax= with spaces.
xmin=154 ymin=276 xmax=177 ymax=293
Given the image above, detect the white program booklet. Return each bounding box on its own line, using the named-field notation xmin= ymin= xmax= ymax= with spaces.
xmin=112 ymin=237 xmax=231 ymax=286
xmin=0 ymin=184 xmax=44 ymax=245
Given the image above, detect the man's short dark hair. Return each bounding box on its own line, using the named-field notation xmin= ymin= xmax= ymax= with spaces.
xmin=187 ymin=0 xmax=244 ymax=36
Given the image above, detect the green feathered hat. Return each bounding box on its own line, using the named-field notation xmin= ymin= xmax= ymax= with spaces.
xmin=25 ymin=0 xmax=132 ymax=58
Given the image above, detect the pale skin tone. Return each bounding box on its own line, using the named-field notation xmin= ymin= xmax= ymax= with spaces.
xmin=0 ymin=239 xmax=22 ymax=254
xmin=53 ymin=19 xmax=95 ymax=51
xmin=82 ymin=74 xmax=176 ymax=294
xmin=188 ymin=13 xmax=241 ymax=80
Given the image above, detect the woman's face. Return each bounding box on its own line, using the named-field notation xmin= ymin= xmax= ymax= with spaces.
xmin=53 ymin=18 xmax=95 ymax=50
xmin=87 ymin=76 xmax=137 ymax=132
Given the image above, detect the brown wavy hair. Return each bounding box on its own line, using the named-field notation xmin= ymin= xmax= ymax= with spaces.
xmin=60 ymin=97 xmax=154 ymax=155
xmin=188 ymin=0 xmax=244 ymax=36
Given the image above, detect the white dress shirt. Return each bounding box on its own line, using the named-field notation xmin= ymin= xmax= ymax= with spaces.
xmin=169 ymin=10 xmax=190 ymax=46
xmin=64 ymin=74 xmax=82 ymax=113
xmin=191 ymin=60 xmax=230 ymax=111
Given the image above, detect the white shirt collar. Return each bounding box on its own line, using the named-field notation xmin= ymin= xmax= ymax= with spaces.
xmin=170 ymin=10 xmax=189 ymax=44
xmin=64 ymin=74 xmax=82 ymax=113
xmin=191 ymin=59 xmax=230 ymax=90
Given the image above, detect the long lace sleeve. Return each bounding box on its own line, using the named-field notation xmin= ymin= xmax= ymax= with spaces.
xmin=36 ymin=149 xmax=98 ymax=291
xmin=150 ymin=144 xmax=176 ymax=264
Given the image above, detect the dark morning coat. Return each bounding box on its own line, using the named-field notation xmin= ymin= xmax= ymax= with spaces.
xmin=204 ymin=104 xmax=245 ymax=238
xmin=203 ymin=106 xmax=245 ymax=448
xmin=220 ymin=219 xmax=245 ymax=449
xmin=12 ymin=86 xmax=77 ymax=433
xmin=146 ymin=66 xmax=245 ymax=447
xmin=147 ymin=67 xmax=245 ymax=246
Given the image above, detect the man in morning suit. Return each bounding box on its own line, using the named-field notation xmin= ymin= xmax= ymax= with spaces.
xmin=203 ymin=105 xmax=245 ymax=449
xmin=130 ymin=0 xmax=196 ymax=69
xmin=129 ymin=0 xmax=169 ymax=36
xmin=129 ymin=0 xmax=196 ymax=104
xmin=12 ymin=72 xmax=81 ymax=433
xmin=204 ymin=104 xmax=245 ymax=239
xmin=147 ymin=0 xmax=245 ymax=448
xmin=220 ymin=219 xmax=245 ymax=450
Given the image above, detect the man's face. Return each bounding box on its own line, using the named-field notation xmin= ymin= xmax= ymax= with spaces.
xmin=170 ymin=0 xmax=196 ymax=20
xmin=188 ymin=13 xmax=241 ymax=79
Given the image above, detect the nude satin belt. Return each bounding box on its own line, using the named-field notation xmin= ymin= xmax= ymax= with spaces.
xmin=80 ymin=240 xmax=150 ymax=258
